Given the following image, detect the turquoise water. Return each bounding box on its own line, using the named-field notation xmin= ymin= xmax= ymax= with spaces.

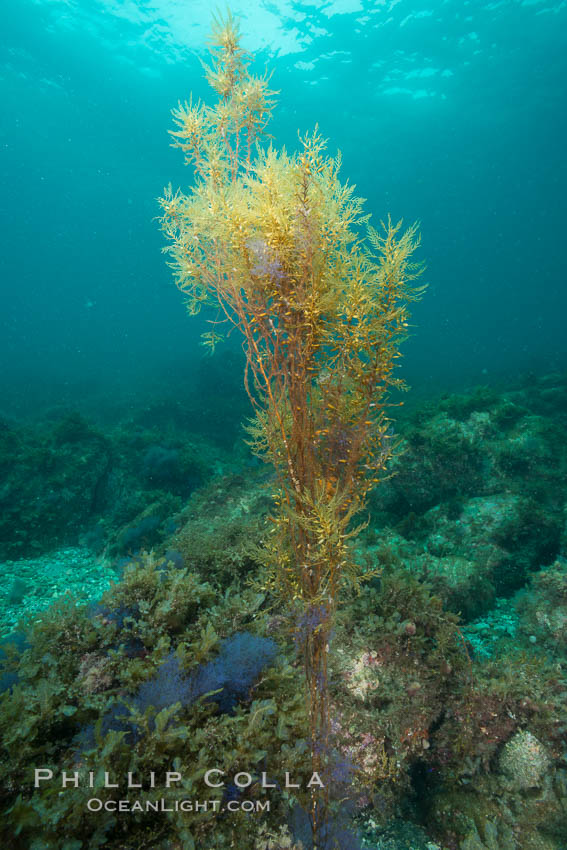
xmin=1 ymin=0 xmax=566 ymax=413
xmin=1 ymin=2 xmax=566 ymax=849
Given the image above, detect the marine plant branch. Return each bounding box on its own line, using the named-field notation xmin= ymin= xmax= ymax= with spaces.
xmin=159 ymin=10 xmax=425 ymax=844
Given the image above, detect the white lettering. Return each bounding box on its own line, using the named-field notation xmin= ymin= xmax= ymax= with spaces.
xmin=307 ymin=772 xmax=325 ymax=788
xmin=285 ymin=772 xmax=300 ymax=788
xmin=61 ymin=771 xmax=79 ymax=788
xmin=204 ymin=768 xmax=225 ymax=788
xmin=34 ymin=769 xmax=53 ymax=787
xmin=104 ymin=772 xmax=118 ymax=788
xmin=261 ymin=772 xmax=276 ymax=788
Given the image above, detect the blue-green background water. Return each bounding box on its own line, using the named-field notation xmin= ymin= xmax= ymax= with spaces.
xmin=2 ymin=0 xmax=566 ymax=417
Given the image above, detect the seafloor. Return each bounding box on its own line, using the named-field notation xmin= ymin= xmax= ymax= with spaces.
xmin=1 ymin=371 xmax=566 ymax=849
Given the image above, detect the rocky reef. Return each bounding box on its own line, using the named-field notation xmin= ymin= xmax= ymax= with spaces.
xmin=1 ymin=371 xmax=566 ymax=848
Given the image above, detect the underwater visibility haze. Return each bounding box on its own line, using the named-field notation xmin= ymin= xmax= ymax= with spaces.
xmin=1 ymin=1 xmax=567 ymax=849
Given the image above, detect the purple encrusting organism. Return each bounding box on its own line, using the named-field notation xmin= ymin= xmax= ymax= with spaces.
xmin=294 ymin=604 xmax=330 ymax=650
xmin=289 ymin=801 xmax=366 ymax=850
xmin=247 ymin=238 xmax=285 ymax=282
